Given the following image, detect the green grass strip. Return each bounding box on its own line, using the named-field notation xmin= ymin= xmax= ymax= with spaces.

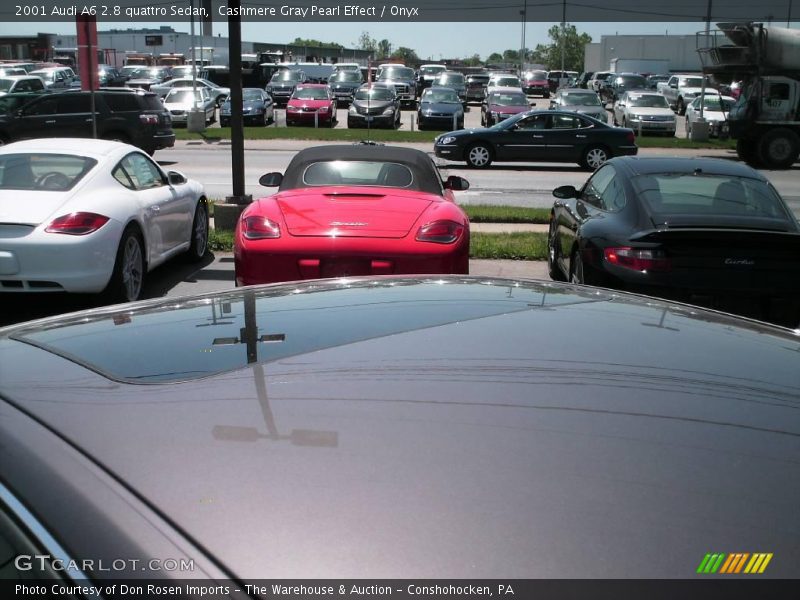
xmin=463 ymin=205 xmax=551 ymax=224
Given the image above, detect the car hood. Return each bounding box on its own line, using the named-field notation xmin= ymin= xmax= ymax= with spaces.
xmin=0 ymin=189 xmax=77 ymax=226
xmin=352 ymin=99 xmax=393 ymax=110
xmin=420 ymin=101 xmax=462 ymax=113
xmin=287 ymin=99 xmax=329 ymax=109
xmin=269 ymin=187 xmax=435 ymax=238
xmin=1 ymin=278 xmax=798 ymax=578
xmin=691 ymin=108 xmax=727 ymax=122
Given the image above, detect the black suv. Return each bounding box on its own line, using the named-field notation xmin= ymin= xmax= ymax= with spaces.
xmin=0 ymin=88 xmax=175 ymax=155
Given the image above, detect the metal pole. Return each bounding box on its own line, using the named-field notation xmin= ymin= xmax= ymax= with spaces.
xmin=560 ymin=0 xmax=566 ymax=80
xmin=190 ymin=0 xmax=197 ymax=109
xmin=699 ymin=0 xmax=712 ymax=119
xmin=228 ymin=0 xmax=247 ymax=202
xmin=521 ymin=0 xmax=527 ymax=74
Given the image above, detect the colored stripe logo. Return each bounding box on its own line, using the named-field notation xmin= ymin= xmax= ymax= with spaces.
xmin=696 ymin=553 xmax=773 ymax=574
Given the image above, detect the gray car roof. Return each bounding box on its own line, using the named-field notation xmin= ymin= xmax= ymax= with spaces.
xmin=1 ymin=277 xmax=798 ymax=578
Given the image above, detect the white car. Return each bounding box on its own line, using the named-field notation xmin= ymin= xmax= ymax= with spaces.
xmin=0 ymin=138 xmax=208 ymax=302
xmin=685 ymin=95 xmax=736 ymax=138
xmin=150 ymin=77 xmax=230 ymax=105
xmin=612 ymin=91 xmax=676 ymax=136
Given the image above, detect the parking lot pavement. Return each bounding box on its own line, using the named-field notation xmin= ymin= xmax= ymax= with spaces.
xmin=152 ymin=252 xmax=549 ymax=299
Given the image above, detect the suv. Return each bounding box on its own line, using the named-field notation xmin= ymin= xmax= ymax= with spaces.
xmin=377 ymin=66 xmax=417 ymax=107
xmin=0 ymin=76 xmax=46 ymax=95
xmin=0 ymin=88 xmax=175 ymax=155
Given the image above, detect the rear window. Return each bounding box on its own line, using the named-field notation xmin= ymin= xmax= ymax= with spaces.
xmin=0 ymin=153 xmax=96 ymax=191
xmin=302 ymin=160 xmax=414 ymax=188
xmin=633 ymin=174 xmax=793 ymax=221
xmin=292 ymin=86 xmax=328 ymax=100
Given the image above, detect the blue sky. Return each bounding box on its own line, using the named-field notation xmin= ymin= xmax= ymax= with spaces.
xmin=5 ymin=21 xmax=712 ymax=59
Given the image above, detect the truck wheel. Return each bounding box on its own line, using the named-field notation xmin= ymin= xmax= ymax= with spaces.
xmin=757 ymin=129 xmax=800 ymax=169
xmin=736 ymin=138 xmax=761 ymax=167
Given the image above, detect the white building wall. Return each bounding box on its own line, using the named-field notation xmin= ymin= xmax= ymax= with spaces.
xmin=583 ymin=34 xmax=704 ymax=73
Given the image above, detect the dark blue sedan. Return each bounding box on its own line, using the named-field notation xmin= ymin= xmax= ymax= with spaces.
xmin=220 ymin=88 xmax=274 ymax=126
xmin=417 ymin=86 xmax=464 ymax=130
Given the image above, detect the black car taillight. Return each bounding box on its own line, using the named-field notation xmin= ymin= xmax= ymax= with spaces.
xmin=626 ymin=131 xmax=636 ymax=144
xmin=604 ymin=247 xmax=671 ymax=272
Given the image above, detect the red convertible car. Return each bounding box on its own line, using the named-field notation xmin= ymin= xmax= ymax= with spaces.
xmin=234 ymin=145 xmax=471 ymax=285
xmin=286 ymin=84 xmax=337 ymax=126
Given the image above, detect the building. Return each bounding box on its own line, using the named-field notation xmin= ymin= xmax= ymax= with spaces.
xmin=0 ymin=33 xmax=57 ymax=61
xmin=584 ymin=33 xmax=704 ymax=73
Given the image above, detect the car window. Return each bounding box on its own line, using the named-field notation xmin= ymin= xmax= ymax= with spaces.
xmin=581 ymin=166 xmax=625 ymax=211
xmin=0 ymin=153 xmax=96 ymax=191
xmin=102 ymin=93 xmax=140 ymax=112
xmin=113 ymin=152 xmax=165 ymax=190
xmin=551 ymin=114 xmax=583 ymax=129
xmin=302 ymin=160 xmax=413 ymax=188
xmin=515 ymin=114 xmax=548 ymax=130
xmin=56 ymin=95 xmax=91 ymax=113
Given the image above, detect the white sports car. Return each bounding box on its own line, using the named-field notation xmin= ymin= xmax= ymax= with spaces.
xmin=0 ymin=138 xmax=208 ymax=302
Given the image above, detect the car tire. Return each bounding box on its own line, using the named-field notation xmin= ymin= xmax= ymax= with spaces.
xmin=104 ymin=226 xmax=145 ymax=303
xmin=570 ymin=249 xmax=585 ymax=285
xmin=465 ymin=143 xmax=493 ymax=168
xmin=186 ymin=201 xmax=209 ymax=262
xmin=217 ymin=95 xmax=227 ymax=108
xmin=547 ymin=220 xmax=566 ymax=282
xmin=757 ymin=128 xmax=800 ymax=169
xmin=736 ymin=137 xmax=762 ymax=167
xmin=580 ymin=145 xmax=610 ymax=170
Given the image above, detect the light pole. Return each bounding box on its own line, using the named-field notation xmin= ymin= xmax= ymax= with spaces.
xmin=519 ymin=0 xmax=527 ymax=76
xmin=560 ymin=0 xmax=566 ymax=79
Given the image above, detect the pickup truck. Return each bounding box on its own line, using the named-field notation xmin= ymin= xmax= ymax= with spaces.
xmin=658 ymin=73 xmax=716 ymax=114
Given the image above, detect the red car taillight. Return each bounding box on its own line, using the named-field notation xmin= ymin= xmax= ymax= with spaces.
xmin=626 ymin=131 xmax=636 ymax=144
xmin=604 ymin=247 xmax=671 ymax=272
xmin=416 ymin=220 xmax=465 ymax=244
xmin=45 ymin=212 xmax=110 ymax=235
xmin=140 ymin=114 xmax=159 ymax=125
xmin=242 ymin=216 xmax=281 ymax=239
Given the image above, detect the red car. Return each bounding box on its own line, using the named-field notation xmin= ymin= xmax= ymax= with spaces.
xmin=234 ymin=145 xmax=471 ymax=285
xmin=286 ymin=84 xmax=337 ymax=126
xmin=522 ymin=70 xmax=550 ymax=97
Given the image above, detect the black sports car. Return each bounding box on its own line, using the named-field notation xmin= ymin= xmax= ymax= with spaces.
xmin=547 ymin=156 xmax=800 ymax=327
xmin=434 ymin=109 xmax=637 ymax=169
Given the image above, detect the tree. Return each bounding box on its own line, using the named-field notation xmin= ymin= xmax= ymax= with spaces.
xmin=529 ymin=24 xmax=592 ymax=72
xmin=357 ymin=31 xmax=376 ymax=53
xmin=502 ymin=49 xmax=520 ymax=61
xmin=377 ymin=39 xmax=392 ymax=59
xmin=487 ymin=52 xmax=503 ymax=63
xmin=391 ymin=47 xmax=420 ymax=64
xmin=462 ymin=54 xmax=482 ymax=67
xmin=291 ymin=37 xmax=344 ymax=49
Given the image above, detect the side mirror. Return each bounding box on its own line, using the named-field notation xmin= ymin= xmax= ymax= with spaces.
xmin=259 ymin=172 xmax=283 ymax=187
xmin=552 ymin=185 xmax=578 ymax=199
xmin=444 ymin=175 xmax=470 ymax=191
xmin=167 ymin=171 xmax=186 ymax=185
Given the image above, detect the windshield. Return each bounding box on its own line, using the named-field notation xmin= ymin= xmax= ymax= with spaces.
xmin=242 ymin=89 xmax=264 ymax=101
xmin=303 ymin=160 xmax=413 ymax=188
xmin=692 ymin=97 xmax=734 ymax=111
xmin=616 ymin=76 xmax=647 ymax=87
xmin=682 ymin=77 xmax=705 ymax=88
xmin=422 ymin=89 xmax=460 ymax=103
xmin=354 ymin=87 xmax=393 ymax=101
xmin=493 ymin=77 xmax=520 ymax=87
xmin=561 ymin=92 xmax=601 ymax=106
xmin=330 ymin=71 xmax=361 ymax=82
xmin=165 ymin=90 xmax=203 ymax=103
xmin=439 ymin=73 xmax=465 ymax=85
xmin=489 ymin=92 xmax=528 ymax=106
xmin=627 ymin=95 xmax=669 ymax=108
xmin=421 ymin=66 xmax=446 ymax=75
xmin=272 ymin=71 xmax=301 ymax=82
xmin=0 ymin=153 xmax=96 ymax=191
xmin=292 ymin=87 xmax=329 ymax=100
xmin=633 ymin=174 xmax=793 ymax=222
xmin=379 ymin=67 xmax=414 ymax=80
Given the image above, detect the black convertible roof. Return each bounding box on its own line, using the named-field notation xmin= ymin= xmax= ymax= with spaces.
xmin=279 ymin=144 xmax=444 ymax=195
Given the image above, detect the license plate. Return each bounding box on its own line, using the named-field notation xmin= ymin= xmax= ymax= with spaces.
xmin=365 ymin=116 xmax=374 ymax=122
xmin=321 ymin=259 xmax=370 ymax=278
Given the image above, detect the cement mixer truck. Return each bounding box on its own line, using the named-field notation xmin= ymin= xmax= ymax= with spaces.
xmin=698 ymin=22 xmax=800 ymax=169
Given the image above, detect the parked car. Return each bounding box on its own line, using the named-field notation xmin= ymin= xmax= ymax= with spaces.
xmin=547 ymin=156 xmax=800 ymax=327
xmin=417 ymin=86 xmax=465 ymax=130
xmin=29 ymin=66 xmax=75 ymax=89
xmin=0 ymin=92 xmax=46 ymax=115
xmin=588 ymin=71 xmax=613 ymax=93
xmin=347 ymin=83 xmax=401 ymax=129
xmin=612 ymin=91 xmax=676 ymax=136
xmin=486 ymin=74 xmax=523 ymax=96
xmin=574 ymin=71 xmax=595 ymax=89
xmin=481 ymin=87 xmax=531 ymax=126
xmin=522 ymin=70 xmax=550 ymax=97
xmin=0 ymin=88 xmax=175 ymax=155
xmin=97 ymin=64 xmax=127 ymax=86
xmin=265 ymin=69 xmax=305 ymax=105
xmin=646 ymin=74 xmax=670 ymax=90
xmin=434 ymin=109 xmax=637 ymax=169
xmin=220 ymin=88 xmax=274 ymax=126
xmin=168 ymin=65 xmax=209 ymax=80
xmin=234 ymin=144 xmax=470 ymax=285
xmin=151 ymin=77 xmax=230 ymax=105
xmin=549 ymin=88 xmax=608 ymax=123
xmin=286 ymin=84 xmax=337 ymax=127
xmin=124 ymin=67 xmax=173 ymax=91
xmin=0 ymin=138 xmax=207 ymax=301
xmin=433 ymin=71 xmax=467 ymax=106
xmin=659 ymin=73 xmax=717 ymax=115
xmin=465 ymin=73 xmax=490 ymax=102
xmin=415 ymin=63 xmax=448 ymax=93
xmin=327 ymin=69 xmax=363 ymax=105
xmin=376 ymin=65 xmax=417 ymax=107
xmin=0 ymin=75 xmax=45 ymax=95
xmin=546 ymin=70 xmax=571 ymax=92
xmin=162 ymin=87 xmax=216 ymax=126
xmin=1 ymin=274 xmax=798 ymax=582
xmin=601 ymin=73 xmax=648 ymax=103
xmin=685 ymin=94 xmax=735 ymax=138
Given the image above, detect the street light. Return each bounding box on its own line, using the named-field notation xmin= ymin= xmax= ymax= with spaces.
xmin=519 ymin=0 xmax=527 ymax=76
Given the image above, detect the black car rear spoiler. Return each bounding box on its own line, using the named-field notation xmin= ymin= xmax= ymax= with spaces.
xmin=631 ymin=227 xmax=800 ymax=245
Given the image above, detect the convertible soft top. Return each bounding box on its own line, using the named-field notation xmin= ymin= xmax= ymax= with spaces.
xmin=279 ymin=144 xmax=444 ymax=195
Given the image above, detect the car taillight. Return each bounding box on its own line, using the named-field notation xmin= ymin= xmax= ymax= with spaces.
xmin=604 ymin=247 xmax=670 ymax=272
xmin=242 ymin=216 xmax=281 ymax=239
xmin=140 ymin=114 xmax=159 ymax=125
xmin=416 ymin=220 xmax=464 ymax=244
xmin=45 ymin=212 xmax=110 ymax=235
xmin=626 ymin=131 xmax=636 ymax=144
